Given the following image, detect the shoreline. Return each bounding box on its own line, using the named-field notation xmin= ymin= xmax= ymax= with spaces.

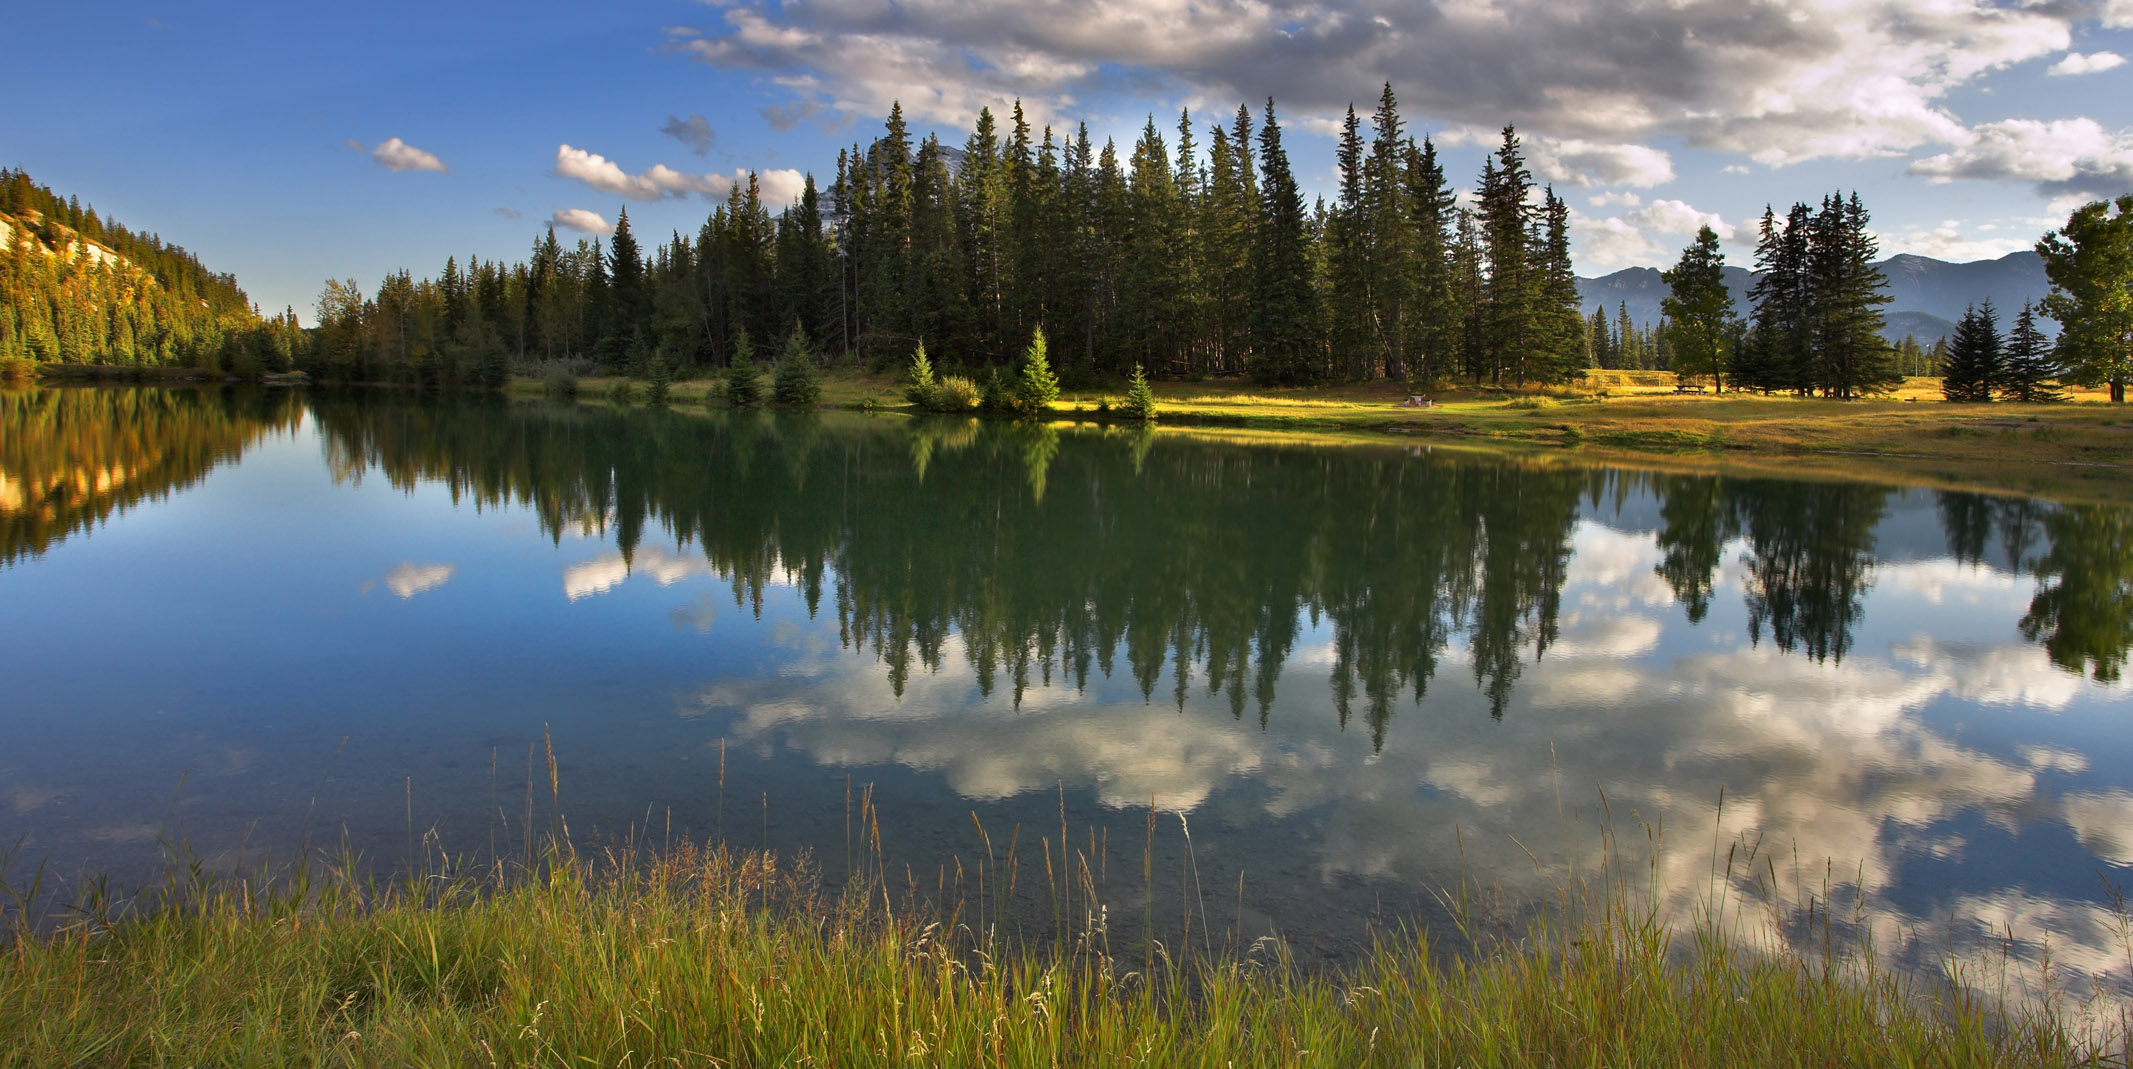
xmin=504 ymin=367 xmax=2133 ymax=506
xmin=3 ymin=839 xmax=2121 ymax=1066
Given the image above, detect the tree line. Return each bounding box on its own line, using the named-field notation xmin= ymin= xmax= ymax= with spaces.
xmin=0 ymin=169 xmax=298 ymax=375
xmin=307 ymin=87 xmax=1588 ymax=389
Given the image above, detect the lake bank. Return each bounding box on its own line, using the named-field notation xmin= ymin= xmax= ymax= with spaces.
xmin=3 ymin=839 xmax=2118 ymax=1067
xmin=504 ymin=367 xmax=2133 ymax=505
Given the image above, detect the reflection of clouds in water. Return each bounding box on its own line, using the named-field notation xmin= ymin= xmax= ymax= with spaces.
xmin=2062 ymin=791 xmax=2133 ymax=866
xmin=383 ymin=562 xmax=455 ymax=599
xmin=669 ymin=593 xmax=719 ymax=634
xmin=699 ymin=634 xmax=1267 ymax=810
xmin=1875 ymin=558 xmax=2030 ymax=609
xmin=1564 ymin=522 xmax=1678 ymax=609
xmin=688 ymin=551 xmax=2131 ymax=1002
xmin=563 ymin=547 xmax=714 ymax=601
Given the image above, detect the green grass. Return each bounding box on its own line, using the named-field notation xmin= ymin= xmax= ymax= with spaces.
xmin=4 ymin=830 xmax=2125 ymax=1067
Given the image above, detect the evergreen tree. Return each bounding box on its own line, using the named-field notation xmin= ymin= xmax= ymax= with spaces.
xmin=2001 ymin=301 xmax=2065 ymax=402
xmin=1941 ymin=302 xmax=2002 ymax=402
xmin=1014 ymin=326 xmax=1060 ymax=415
xmin=1805 ymin=192 xmax=1897 ymax=398
xmin=1660 ymin=226 xmax=1736 ymax=391
xmin=1249 ymin=100 xmax=1324 ymax=384
xmin=771 ymin=322 xmax=823 ymax=406
xmin=1121 ymin=362 xmax=1158 ymax=420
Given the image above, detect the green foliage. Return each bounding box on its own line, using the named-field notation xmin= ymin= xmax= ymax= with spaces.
xmin=1013 ymin=326 xmax=1060 ymax=415
xmin=724 ymin=327 xmax=764 ymax=406
xmin=978 ymin=366 xmax=1017 ymax=412
xmin=607 ymin=378 xmax=636 ymax=404
xmin=771 ymin=325 xmax=823 ymax=407
xmin=925 ymin=375 xmax=981 ymax=412
xmin=1120 ymin=363 xmax=1158 ymax=421
xmin=1662 ymin=226 xmax=1737 ymax=391
xmin=544 ymin=366 xmax=580 ymax=400
xmin=2001 ymin=302 xmax=2065 ymax=403
xmin=903 ymin=342 xmax=937 ymax=406
xmin=645 ymin=350 xmax=674 ymax=406
xmin=1743 ymin=194 xmax=1897 ymax=399
xmin=2038 ymin=195 xmax=2133 ymax=402
xmin=1941 ymin=303 xmax=2002 ymax=403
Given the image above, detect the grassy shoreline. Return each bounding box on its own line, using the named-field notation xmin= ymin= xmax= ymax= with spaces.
xmin=505 ymin=367 xmax=2133 ymax=505
xmin=4 ymin=839 xmax=2123 ymax=1067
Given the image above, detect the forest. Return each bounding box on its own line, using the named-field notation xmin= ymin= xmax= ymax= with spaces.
xmin=0 ymin=169 xmax=301 ymax=375
xmin=304 ymin=89 xmax=1591 ymax=390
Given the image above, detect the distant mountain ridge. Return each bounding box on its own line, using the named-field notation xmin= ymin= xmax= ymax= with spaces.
xmin=1575 ymin=250 xmax=2051 ymax=345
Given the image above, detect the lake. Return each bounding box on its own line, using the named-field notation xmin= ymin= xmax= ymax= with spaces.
xmin=3 ymin=386 xmax=2130 ymax=991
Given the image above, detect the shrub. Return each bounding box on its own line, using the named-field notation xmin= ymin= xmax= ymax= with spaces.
xmin=771 ymin=326 xmax=823 ymax=407
xmin=979 ymin=367 xmax=1017 ymax=412
xmin=608 ymin=379 xmax=636 ymax=404
xmin=645 ymin=352 xmax=674 ymax=406
xmin=0 ymin=356 xmax=37 ymax=384
xmin=1120 ymin=363 xmax=1158 ymax=421
xmin=544 ymin=366 xmax=580 ymax=400
xmin=904 ymin=344 xmax=937 ymax=406
xmin=926 ymin=376 xmax=981 ymax=412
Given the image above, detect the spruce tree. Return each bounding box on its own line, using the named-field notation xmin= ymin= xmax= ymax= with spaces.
xmin=904 ymin=341 xmax=937 ymax=406
xmin=2002 ymin=301 xmax=2065 ymax=402
xmin=1248 ymin=99 xmax=1323 ymax=384
xmin=1121 ymin=362 xmax=1158 ymax=420
xmin=1014 ymin=325 xmax=1060 ymax=415
xmin=1660 ymin=225 xmax=1736 ymax=391
xmin=1941 ymin=302 xmax=2002 ymax=403
xmin=771 ymin=322 xmax=822 ymax=406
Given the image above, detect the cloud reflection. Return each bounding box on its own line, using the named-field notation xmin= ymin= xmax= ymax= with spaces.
xmin=383 ymin=562 xmax=456 ymax=599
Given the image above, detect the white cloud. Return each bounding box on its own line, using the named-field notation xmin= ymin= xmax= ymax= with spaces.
xmin=1721 ymin=164 xmax=1752 ymax=175
xmin=554 ymin=145 xmax=809 ymax=209
xmin=1626 ymin=198 xmax=1734 ymax=240
xmin=550 ymin=208 xmax=614 ymax=235
xmin=1908 ymin=118 xmax=2133 ymax=204
xmin=2048 ymin=51 xmax=2126 ymax=76
xmin=1877 ymin=223 xmax=2038 ymax=263
xmin=563 ymin=546 xmax=716 ymax=601
xmin=368 ymin=137 xmax=447 ymax=174
xmin=555 ymin=144 xmax=726 ymax=201
xmin=1588 ymin=191 xmax=1641 ymax=208
xmin=1528 ymin=138 xmax=1675 ymax=188
xmin=672 ymin=0 xmax=2074 ymax=167
xmin=1570 ymin=213 xmax=1663 ymax=269
xmin=382 ymin=562 xmax=455 ymax=599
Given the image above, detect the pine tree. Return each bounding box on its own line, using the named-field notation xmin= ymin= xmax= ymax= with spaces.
xmin=771 ymin=322 xmax=822 ymax=406
xmin=1249 ymin=100 xmax=1324 ymax=384
xmin=904 ymin=341 xmax=937 ymax=406
xmin=1121 ymin=362 xmax=1158 ymax=420
xmin=1805 ymin=192 xmax=1896 ymax=398
xmin=724 ymin=326 xmax=762 ymax=406
xmin=1014 ymin=325 xmax=1060 ymax=415
xmin=2001 ymin=301 xmax=2065 ymax=402
xmin=1660 ymin=225 xmax=1736 ymax=391
xmin=1941 ymin=302 xmax=2002 ymax=403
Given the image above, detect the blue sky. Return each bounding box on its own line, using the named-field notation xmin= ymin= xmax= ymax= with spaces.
xmin=8 ymin=0 xmax=2132 ymax=323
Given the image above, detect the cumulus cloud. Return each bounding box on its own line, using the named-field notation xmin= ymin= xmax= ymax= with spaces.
xmin=550 ymin=208 xmax=613 ymax=235
xmin=661 ymin=113 xmax=716 ymax=155
xmin=2049 ymin=51 xmax=2126 ymax=75
xmin=1908 ymin=118 xmax=2133 ymax=205
xmin=670 ymin=0 xmax=2073 ymax=167
xmin=1588 ymin=191 xmax=1641 ymax=208
xmin=554 ymin=144 xmax=809 ymax=208
xmin=1877 ymin=222 xmax=2039 ymax=263
xmin=368 ymin=137 xmax=447 ymax=173
xmin=1528 ymin=138 xmax=1675 ymax=188
xmin=1627 ymin=199 xmax=1734 ymax=240
xmin=1570 ymin=213 xmax=1664 ymax=269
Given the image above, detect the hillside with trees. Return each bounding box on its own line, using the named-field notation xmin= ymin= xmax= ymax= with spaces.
xmin=0 ymin=169 xmax=300 ymax=376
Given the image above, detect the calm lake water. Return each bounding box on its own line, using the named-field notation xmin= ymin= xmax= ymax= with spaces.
xmin=3 ymin=386 xmax=2131 ymax=988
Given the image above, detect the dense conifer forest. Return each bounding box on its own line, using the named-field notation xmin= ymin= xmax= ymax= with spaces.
xmin=0 ymin=169 xmax=300 ymax=375
xmin=304 ymin=89 xmax=1594 ymax=390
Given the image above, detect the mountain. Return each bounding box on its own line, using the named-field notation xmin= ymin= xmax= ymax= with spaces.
xmin=1575 ymin=250 xmax=2050 ymax=345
